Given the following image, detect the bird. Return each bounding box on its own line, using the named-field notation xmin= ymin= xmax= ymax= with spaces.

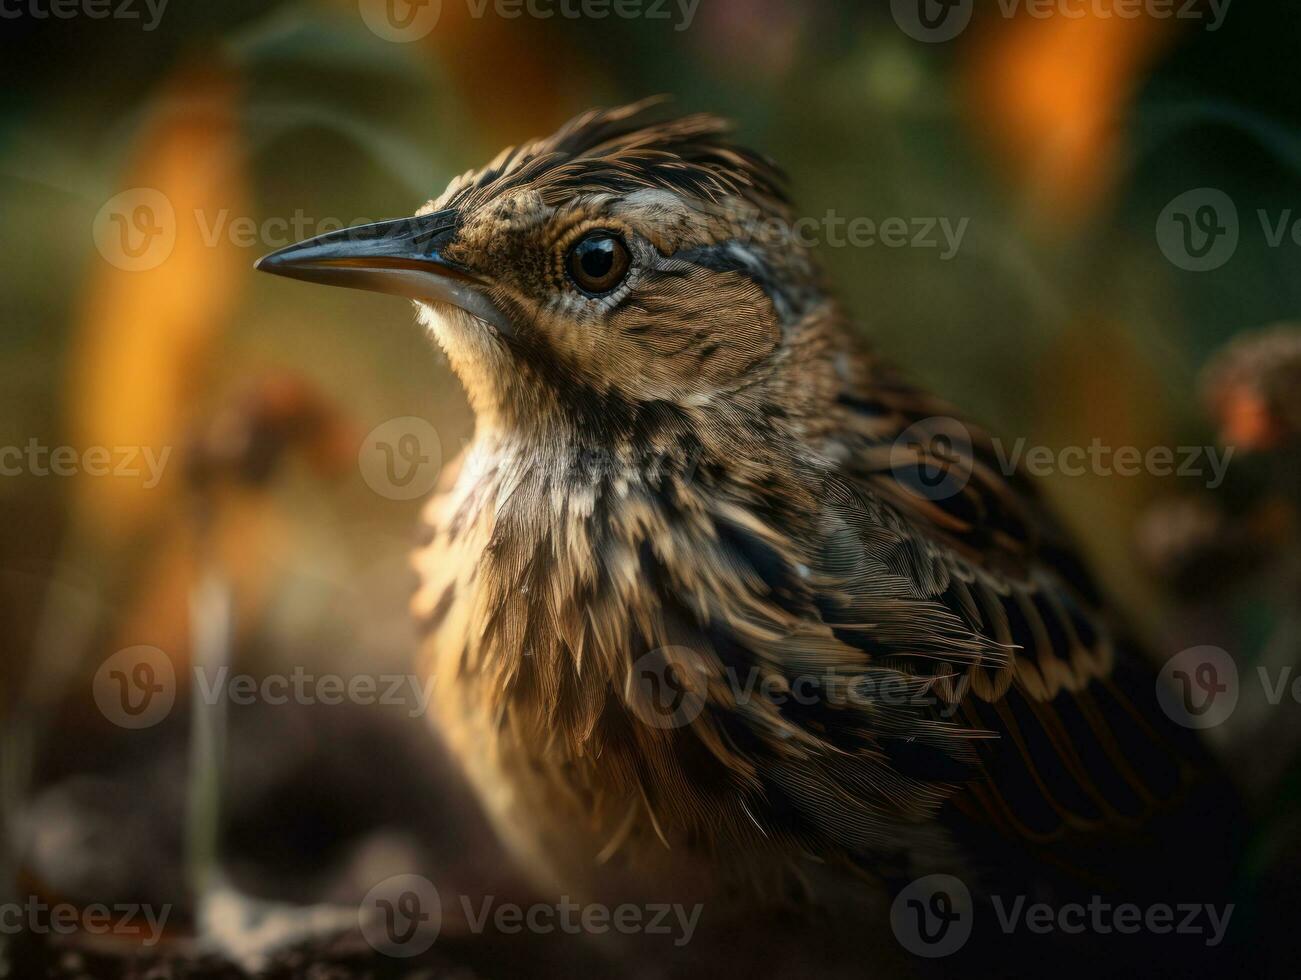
xmin=1202 ymin=322 xmax=1301 ymax=453
xmin=256 ymin=100 xmax=1243 ymax=972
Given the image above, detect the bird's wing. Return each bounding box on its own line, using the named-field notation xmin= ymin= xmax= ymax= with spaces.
xmin=809 ymin=366 xmax=1221 ymax=871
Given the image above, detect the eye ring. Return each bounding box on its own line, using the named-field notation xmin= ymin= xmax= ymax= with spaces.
xmin=565 ymin=231 xmax=631 ymax=297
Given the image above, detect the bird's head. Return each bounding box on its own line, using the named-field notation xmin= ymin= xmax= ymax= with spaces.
xmin=257 ymin=101 xmax=836 ymax=435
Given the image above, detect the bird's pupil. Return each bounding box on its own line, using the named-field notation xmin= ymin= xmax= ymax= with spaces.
xmin=580 ymin=238 xmax=615 ymax=279
xmin=566 ymin=231 xmax=629 ymax=295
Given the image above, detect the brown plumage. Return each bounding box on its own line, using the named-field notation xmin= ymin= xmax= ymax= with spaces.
xmin=1202 ymin=322 xmax=1301 ymax=451
xmin=258 ymin=101 xmax=1242 ymax=966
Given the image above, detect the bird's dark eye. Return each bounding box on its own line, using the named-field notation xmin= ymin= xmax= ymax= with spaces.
xmin=565 ymin=232 xmax=631 ymax=296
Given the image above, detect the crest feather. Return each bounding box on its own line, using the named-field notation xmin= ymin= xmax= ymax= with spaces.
xmin=445 ymin=98 xmax=789 ymax=211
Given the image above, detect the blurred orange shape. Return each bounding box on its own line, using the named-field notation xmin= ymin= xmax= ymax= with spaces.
xmin=350 ymin=0 xmax=580 ymax=147
xmin=962 ymin=7 xmax=1178 ymax=226
xmin=1212 ymin=385 xmax=1281 ymax=452
xmin=69 ymin=66 xmax=248 ymax=537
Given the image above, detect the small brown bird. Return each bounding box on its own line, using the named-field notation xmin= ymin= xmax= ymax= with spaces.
xmin=258 ymin=102 xmax=1241 ymax=969
xmin=1202 ymin=322 xmax=1301 ymax=452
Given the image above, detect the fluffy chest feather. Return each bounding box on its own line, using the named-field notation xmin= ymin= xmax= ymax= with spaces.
xmin=410 ymin=434 xmax=750 ymax=883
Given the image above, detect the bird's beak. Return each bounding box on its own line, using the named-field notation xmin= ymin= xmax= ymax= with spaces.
xmin=254 ymin=209 xmax=512 ymax=334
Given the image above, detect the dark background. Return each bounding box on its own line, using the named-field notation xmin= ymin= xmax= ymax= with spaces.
xmin=2 ymin=0 xmax=1299 ymax=975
